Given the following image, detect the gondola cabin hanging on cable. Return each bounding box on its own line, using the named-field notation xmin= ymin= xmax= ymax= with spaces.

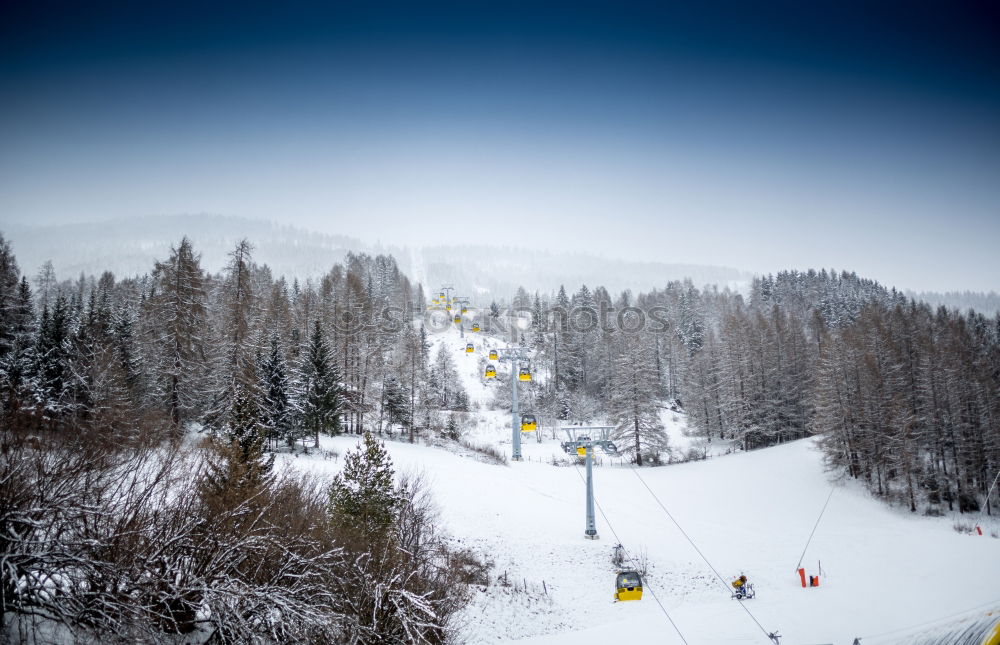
xmin=445 ymin=303 xmax=452 ymax=311
xmin=454 ymin=314 xmax=461 ymax=323
xmin=466 ymin=343 xmax=475 ymax=353
xmin=489 ymin=349 xmax=498 ymax=360
xmin=614 ymin=571 xmax=643 ymax=602
xmin=471 ymin=323 xmax=480 ymax=332
xmin=484 ymin=364 xmax=497 ymax=379
xmin=577 ymin=444 xmax=587 ymax=457
xmin=520 ymin=414 xmax=537 ymax=432
xmin=518 ymin=366 xmax=532 ymax=382
xmin=461 ymin=306 xmax=468 ymax=313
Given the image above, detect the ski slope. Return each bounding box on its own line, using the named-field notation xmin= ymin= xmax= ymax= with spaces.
xmin=281 ymin=323 xmax=1000 ymax=644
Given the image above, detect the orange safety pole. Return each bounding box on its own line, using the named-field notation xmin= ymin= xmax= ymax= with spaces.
xmin=798 ymin=568 xmax=807 ymax=588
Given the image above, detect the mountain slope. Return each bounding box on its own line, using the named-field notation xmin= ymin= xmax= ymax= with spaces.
xmin=282 ymin=322 xmax=1000 ymax=644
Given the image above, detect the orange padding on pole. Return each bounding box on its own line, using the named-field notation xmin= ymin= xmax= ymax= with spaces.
xmin=798 ymin=568 xmax=807 ymax=588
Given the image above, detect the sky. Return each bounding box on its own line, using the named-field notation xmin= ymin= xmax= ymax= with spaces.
xmin=1 ymin=0 xmax=998 ymax=292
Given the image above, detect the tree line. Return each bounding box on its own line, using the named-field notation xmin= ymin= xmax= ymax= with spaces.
xmin=0 ymin=232 xmax=488 ymax=643
xmin=503 ymin=271 xmax=999 ymax=514
xmin=2 ymin=230 xmax=997 ymax=518
xmin=0 ymin=234 xmax=467 ymax=445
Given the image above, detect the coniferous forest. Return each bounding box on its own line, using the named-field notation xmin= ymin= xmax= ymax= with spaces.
xmin=1 ymin=232 xmax=999 ymax=642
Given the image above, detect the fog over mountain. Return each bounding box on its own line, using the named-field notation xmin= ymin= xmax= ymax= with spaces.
xmin=4 ymin=215 xmax=365 ymax=281
xmin=7 ymin=215 xmax=1000 ymax=312
xmin=3 ymin=215 xmax=752 ymax=301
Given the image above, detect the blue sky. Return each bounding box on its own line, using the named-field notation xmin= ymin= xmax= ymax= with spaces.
xmin=1 ymin=1 xmax=998 ymax=291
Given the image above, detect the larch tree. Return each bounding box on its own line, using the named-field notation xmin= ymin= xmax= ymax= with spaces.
xmin=148 ymin=237 xmax=210 ymax=428
xmin=609 ymin=328 xmax=669 ymax=466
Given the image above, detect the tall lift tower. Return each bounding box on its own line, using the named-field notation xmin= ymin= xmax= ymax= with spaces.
xmin=494 ymin=346 xmax=533 ymax=461
xmin=561 ymin=426 xmax=618 ymax=539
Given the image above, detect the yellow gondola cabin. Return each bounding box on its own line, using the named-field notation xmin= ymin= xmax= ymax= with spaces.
xmin=489 ymin=349 xmax=498 ymax=360
xmin=615 ymin=571 xmax=643 ymax=602
xmin=484 ymin=364 xmax=496 ymax=378
xmin=518 ymin=367 xmax=532 ymax=382
xmin=454 ymin=315 xmax=461 ymax=323
xmin=520 ymin=414 xmax=537 ymax=432
xmin=466 ymin=343 xmax=474 ymax=353
xmin=471 ymin=323 xmax=480 ymax=332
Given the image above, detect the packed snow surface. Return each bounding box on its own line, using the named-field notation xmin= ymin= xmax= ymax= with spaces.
xmin=281 ymin=324 xmax=1000 ymax=644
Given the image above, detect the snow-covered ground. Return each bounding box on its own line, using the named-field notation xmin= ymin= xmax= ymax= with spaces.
xmin=280 ymin=324 xmax=1000 ymax=644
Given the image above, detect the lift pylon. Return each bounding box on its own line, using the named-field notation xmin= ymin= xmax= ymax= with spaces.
xmin=561 ymin=426 xmax=617 ymax=539
xmin=495 ymin=345 xmax=533 ymax=461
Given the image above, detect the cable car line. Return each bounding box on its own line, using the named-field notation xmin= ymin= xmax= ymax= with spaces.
xmin=628 ymin=466 xmax=780 ymax=644
xmin=571 ymin=465 xmax=690 ymax=645
xmin=793 ymin=488 xmax=835 ymax=574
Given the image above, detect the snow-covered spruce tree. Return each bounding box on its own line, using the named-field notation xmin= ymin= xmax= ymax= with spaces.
xmin=31 ymin=295 xmax=74 ymax=422
xmin=0 ymin=277 xmax=35 ymax=427
xmin=201 ymin=380 xmax=275 ymax=510
xmin=429 ymin=344 xmax=468 ymax=411
xmin=327 ymin=436 xmax=473 ymax=643
xmin=110 ymin=302 xmax=145 ymax=409
xmin=33 ymin=259 xmax=56 ymax=312
xmin=300 ymin=320 xmax=343 ymax=446
xmin=259 ymin=331 xmax=292 ymax=449
xmin=676 ymin=280 xmax=705 ymax=356
xmin=380 ymin=374 xmax=410 ymax=433
xmin=0 ymin=234 xmax=22 ymax=359
xmin=609 ymin=328 xmax=669 ymax=466
xmin=66 ymin=280 xmax=139 ymax=434
xmin=328 ymin=432 xmax=402 ymax=542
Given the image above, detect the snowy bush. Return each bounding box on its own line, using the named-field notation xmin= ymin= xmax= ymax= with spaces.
xmin=2 ymin=430 xmax=483 ymax=644
xmin=459 ymin=439 xmax=508 ymax=465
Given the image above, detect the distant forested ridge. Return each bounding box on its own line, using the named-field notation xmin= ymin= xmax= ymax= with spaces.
xmin=906 ymin=289 xmax=1000 ymax=316
xmin=4 ymin=214 xmax=751 ymax=301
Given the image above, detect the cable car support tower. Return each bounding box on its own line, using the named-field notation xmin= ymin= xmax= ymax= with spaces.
xmin=561 ymin=426 xmax=618 ymax=539
xmin=495 ymin=345 xmax=532 ymax=461
xmin=452 ymin=296 xmax=471 ymax=337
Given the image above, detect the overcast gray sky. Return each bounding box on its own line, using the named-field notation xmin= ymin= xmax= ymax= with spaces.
xmin=2 ymin=1 xmax=998 ymax=292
